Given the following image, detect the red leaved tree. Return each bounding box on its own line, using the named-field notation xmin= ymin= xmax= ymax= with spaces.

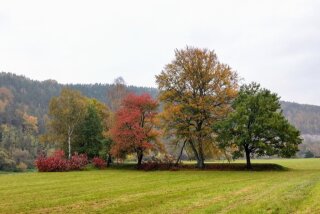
xmin=111 ymin=93 xmax=162 ymax=166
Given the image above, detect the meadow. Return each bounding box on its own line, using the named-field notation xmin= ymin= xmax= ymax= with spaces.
xmin=0 ymin=159 xmax=320 ymax=214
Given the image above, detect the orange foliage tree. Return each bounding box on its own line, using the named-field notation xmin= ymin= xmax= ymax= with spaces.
xmin=111 ymin=93 xmax=161 ymax=166
xmin=156 ymin=47 xmax=238 ymax=168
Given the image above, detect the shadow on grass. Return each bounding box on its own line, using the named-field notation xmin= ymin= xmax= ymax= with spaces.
xmin=106 ymin=163 xmax=288 ymax=172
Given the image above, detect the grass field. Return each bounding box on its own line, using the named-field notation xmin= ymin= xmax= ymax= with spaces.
xmin=1 ymin=159 xmax=320 ymax=213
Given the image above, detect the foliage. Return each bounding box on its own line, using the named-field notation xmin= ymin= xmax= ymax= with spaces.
xmin=75 ymin=100 xmax=108 ymax=159
xmin=0 ymin=148 xmax=16 ymax=171
xmin=35 ymin=150 xmax=69 ymax=172
xmin=156 ymin=47 xmax=238 ymax=168
xmin=12 ymin=148 xmax=34 ymax=168
xmin=111 ymin=93 xmax=162 ymax=166
xmin=281 ymin=101 xmax=320 ymax=135
xmin=214 ymin=83 xmax=302 ymax=169
xmin=46 ymin=88 xmax=87 ymax=159
xmin=92 ymin=157 xmax=106 ymax=169
xmin=35 ymin=150 xmax=88 ymax=172
xmin=68 ymin=153 xmax=89 ymax=170
xmin=16 ymin=162 xmax=28 ymax=172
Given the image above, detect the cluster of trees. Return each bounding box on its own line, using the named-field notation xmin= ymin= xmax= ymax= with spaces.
xmin=0 ymin=87 xmax=43 ymax=171
xmin=42 ymin=47 xmax=302 ymax=170
xmin=0 ymin=73 xmax=157 ymax=171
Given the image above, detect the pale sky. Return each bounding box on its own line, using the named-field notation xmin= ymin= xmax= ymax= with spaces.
xmin=0 ymin=0 xmax=319 ymax=105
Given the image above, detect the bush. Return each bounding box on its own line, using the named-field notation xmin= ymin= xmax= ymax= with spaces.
xmin=35 ymin=150 xmax=88 ymax=172
xmin=12 ymin=149 xmax=33 ymax=168
xmin=16 ymin=162 xmax=28 ymax=172
xmin=69 ymin=153 xmax=88 ymax=170
xmin=92 ymin=157 xmax=106 ymax=169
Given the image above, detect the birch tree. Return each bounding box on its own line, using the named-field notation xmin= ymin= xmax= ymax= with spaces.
xmin=48 ymin=88 xmax=87 ymax=159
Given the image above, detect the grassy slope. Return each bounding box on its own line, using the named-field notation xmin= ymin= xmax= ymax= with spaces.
xmin=1 ymin=159 xmax=320 ymax=214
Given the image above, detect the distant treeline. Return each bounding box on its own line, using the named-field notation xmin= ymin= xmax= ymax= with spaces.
xmin=281 ymin=101 xmax=320 ymax=135
xmin=1 ymin=72 xmax=319 ymax=136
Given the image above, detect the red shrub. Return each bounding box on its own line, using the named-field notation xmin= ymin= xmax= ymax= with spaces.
xmin=69 ymin=153 xmax=88 ymax=170
xmin=35 ymin=150 xmax=69 ymax=172
xmin=35 ymin=150 xmax=88 ymax=172
xmin=92 ymin=157 xmax=106 ymax=169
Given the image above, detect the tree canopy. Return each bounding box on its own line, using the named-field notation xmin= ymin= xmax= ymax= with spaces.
xmin=156 ymin=47 xmax=238 ymax=168
xmin=111 ymin=93 xmax=162 ymax=166
xmin=214 ymin=83 xmax=302 ymax=169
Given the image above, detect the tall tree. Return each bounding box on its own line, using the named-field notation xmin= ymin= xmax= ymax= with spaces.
xmin=107 ymin=77 xmax=128 ymax=112
xmin=156 ymin=47 xmax=238 ymax=168
xmin=47 ymin=88 xmax=87 ymax=159
xmin=111 ymin=93 xmax=161 ymax=166
xmin=214 ymin=83 xmax=302 ymax=169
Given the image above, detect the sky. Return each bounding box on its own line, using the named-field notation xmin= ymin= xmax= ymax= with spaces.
xmin=0 ymin=0 xmax=319 ymax=105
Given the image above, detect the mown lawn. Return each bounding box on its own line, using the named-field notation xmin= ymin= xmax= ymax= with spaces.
xmin=0 ymin=159 xmax=320 ymax=213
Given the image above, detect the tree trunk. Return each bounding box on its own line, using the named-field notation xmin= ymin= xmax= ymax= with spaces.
xmin=107 ymin=153 xmax=112 ymax=167
xmin=175 ymin=140 xmax=186 ymax=165
xmin=197 ymin=157 xmax=205 ymax=169
xmin=68 ymin=134 xmax=71 ymax=159
xmin=189 ymin=141 xmax=205 ymax=169
xmin=137 ymin=151 xmax=143 ymax=166
xmin=244 ymin=145 xmax=252 ymax=170
xmin=197 ymin=143 xmax=205 ymax=169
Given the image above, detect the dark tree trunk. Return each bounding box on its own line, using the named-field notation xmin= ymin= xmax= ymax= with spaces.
xmin=189 ymin=141 xmax=205 ymax=169
xmin=106 ymin=153 xmax=113 ymax=167
xmin=244 ymin=145 xmax=252 ymax=170
xmin=137 ymin=151 xmax=143 ymax=166
xmin=175 ymin=140 xmax=187 ymax=165
xmin=197 ymin=156 xmax=205 ymax=169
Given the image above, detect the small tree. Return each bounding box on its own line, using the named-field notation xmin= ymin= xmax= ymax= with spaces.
xmin=111 ymin=93 xmax=162 ymax=166
xmin=215 ymin=83 xmax=302 ymax=169
xmin=75 ymin=103 xmax=104 ymax=158
xmin=47 ymin=88 xmax=87 ymax=159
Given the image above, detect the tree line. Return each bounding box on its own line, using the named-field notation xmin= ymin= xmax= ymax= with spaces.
xmin=41 ymin=47 xmax=302 ymax=170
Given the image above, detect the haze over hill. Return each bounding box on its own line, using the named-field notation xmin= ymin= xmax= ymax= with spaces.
xmin=0 ymin=72 xmax=319 ymax=156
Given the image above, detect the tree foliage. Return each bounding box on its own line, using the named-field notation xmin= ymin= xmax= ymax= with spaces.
xmin=75 ymin=99 xmax=110 ymax=159
xmin=214 ymin=83 xmax=302 ymax=169
xmin=111 ymin=93 xmax=162 ymax=166
xmin=47 ymin=88 xmax=87 ymax=159
xmin=156 ymin=47 xmax=238 ymax=168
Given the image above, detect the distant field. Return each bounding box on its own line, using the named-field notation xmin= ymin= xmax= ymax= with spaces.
xmin=1 ymin=159 xmax=320 ymax=213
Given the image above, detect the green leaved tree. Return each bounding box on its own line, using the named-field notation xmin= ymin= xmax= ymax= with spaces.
xmin=214 ymin=83 xmax=302 ymax=169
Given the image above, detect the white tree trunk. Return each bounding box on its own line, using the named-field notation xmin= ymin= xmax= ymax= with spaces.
xmin=68 ymin=126 xmax=72 ymax=159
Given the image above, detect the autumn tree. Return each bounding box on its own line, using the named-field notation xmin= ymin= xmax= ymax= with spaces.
xmin=156 ymin=47 xmax=238 ymax=168
xmin=111 ymin=93 xmax=161 ymax=166
xmin=0 ymin=87 xmax=14 ymax=113
xmin=214 ymin=83 xmax=302 ymax=169
xmin=47 ymin=88 xmax=87 ymax=159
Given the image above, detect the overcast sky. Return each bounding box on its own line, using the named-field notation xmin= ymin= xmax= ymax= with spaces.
xmin=0 ymin=0 xmax=319 ymax=105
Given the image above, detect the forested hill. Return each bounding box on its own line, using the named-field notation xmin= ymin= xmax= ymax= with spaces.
xmin=0 ymin=72 xmax=319 ymax=136
xmin=281 ymin=101 xmax=320 ymax=135
xmin=0 ymin=72 xmax=157 ymax=133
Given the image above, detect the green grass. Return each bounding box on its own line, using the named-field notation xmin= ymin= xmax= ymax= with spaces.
xmin=1 ymin=159 xmax=320 ymax=213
